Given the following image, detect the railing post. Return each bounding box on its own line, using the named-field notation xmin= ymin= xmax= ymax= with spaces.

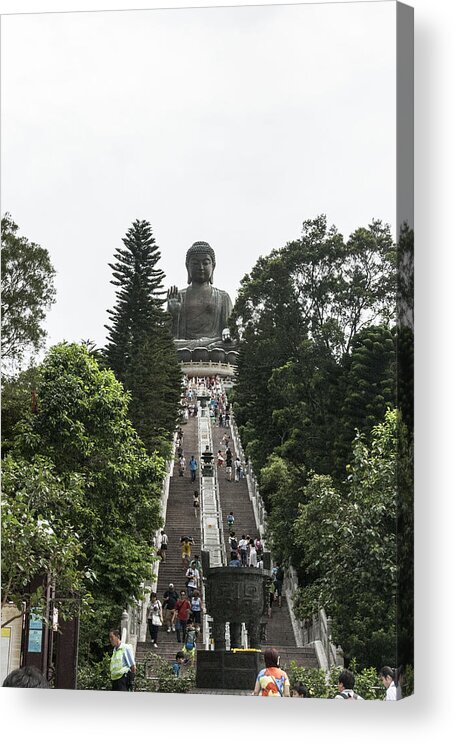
xmin=326 ymin=615 xmax=333 ymax=668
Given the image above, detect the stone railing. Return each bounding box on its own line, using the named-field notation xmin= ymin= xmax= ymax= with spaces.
xmin=229 ymin=410 xmax=342 ymax=668
xmin=229 ymin=415 xmax=267 ymax=539
xmin=199 ymin=410 xmax=226 ymax=568
xmin=126 ymin=434 xmax=177 ymax=646
xmin=284 ymin=565 xmax=342 ymax=669
xmin=197 ymin=402 xmax=227 ymax=649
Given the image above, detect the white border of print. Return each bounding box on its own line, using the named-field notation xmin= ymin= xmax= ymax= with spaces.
xmin=1 ymin=2 xmax=454 ymax=741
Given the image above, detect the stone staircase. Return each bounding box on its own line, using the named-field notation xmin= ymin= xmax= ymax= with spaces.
xmin=215 ymin=421 xmax=319 ymax=670
xmin=136 ymin=414 xmax=202 ymax=666
xmin=135 ymin=405 xmax=318 ymax=676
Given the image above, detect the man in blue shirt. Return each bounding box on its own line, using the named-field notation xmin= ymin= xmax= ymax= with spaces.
xmin=189 ymin=455 xmax=198 ymax=482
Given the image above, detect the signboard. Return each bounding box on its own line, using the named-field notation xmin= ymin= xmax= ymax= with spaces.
xmin=1 ymin=628 xmax=11 ymax=685
xmin=28 ymin=613 xmax=43 ymax=653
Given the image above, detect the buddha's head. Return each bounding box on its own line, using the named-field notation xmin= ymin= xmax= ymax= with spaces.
xmin=186 ymin=241 xmax=215 ymax=285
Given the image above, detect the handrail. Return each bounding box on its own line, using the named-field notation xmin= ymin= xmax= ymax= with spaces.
xmin=229 ymin=408 xmax=341 ymax=667
xmin=125 ymin=433 xmax=177 ymax=646
xmin=229 ymin=415 xmax=267 ymax=541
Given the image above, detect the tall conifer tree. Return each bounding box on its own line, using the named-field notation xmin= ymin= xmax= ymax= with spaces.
xmin=105 ymin=220 xmax=181 ymax=454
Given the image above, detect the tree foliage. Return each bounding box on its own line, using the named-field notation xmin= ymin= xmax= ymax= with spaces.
xmin=292 ymin=410 xmax=400 ymax=669
xmin=104 ymin=219 xmax=181 ymax=455
xmin=1 ymin=213 xmax=56 ymax=369
xmin=230 ymin=215 xmax=413 ymax=670
xmin=6 ymin=343 xmax=164 ymax=633
xmin=1 ymin=455 xmax=85 ymax=619
xmin=231 ymin=215 xmax=396 ymax=480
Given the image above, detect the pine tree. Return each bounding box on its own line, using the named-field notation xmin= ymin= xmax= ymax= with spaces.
xmin=105 ymin=220 xmax=181 ymax=454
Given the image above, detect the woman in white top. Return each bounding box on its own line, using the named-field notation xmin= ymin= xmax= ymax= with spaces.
xmin=147 ymin=592 xmax=163 ymax=649
xmin=379 ymin=666 xmax=397 ymax=700
xmin=248 ymin=540 xmax=258 ymax=567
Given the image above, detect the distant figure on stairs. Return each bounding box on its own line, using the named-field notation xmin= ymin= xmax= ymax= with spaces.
xmin=163 ymin=583 xmax=179 ymax=633
xmin=147 ymin=592 xmax=163 ymax=649
xmin=180 ymin=536 xmax=193 ymax=566
xmin=193 ymin=490 xmax=200 ymax=516
xmin=172 ymin=651 xmax=187 ymax=677
xmin=159 ymin=530 xmax=168 ymax=563
xmin=189 ymin=455 xmax=198 ymax=483
xmin=175 ymin=590 xmax=191 ymax=645
xmin=274 ymin=564 xmax=284 ymax=608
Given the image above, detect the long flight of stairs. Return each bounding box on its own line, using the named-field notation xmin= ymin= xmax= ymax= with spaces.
xmin=215 ymin=419 xmax=319 ymax=671
xmin=136 ymin=413 xmax=202 ymax=666
xmin=136 ymin=396 xmax=318 ymax=677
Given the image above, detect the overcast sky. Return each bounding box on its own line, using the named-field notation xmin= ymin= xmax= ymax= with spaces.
xmin=1 ymin=1 xmax=396 ymax=352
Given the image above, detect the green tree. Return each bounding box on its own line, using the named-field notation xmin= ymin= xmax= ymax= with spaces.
xmin=1 ymin=455 xmax=85 ymax=624
xmin=259 ymin=454 xmax=306 ymax=566
xmin=1 ymin=214 xmax=56 ymax=369
xmin=104 ymin=219 xmax=181 ymax=455
xmin=1 ymin=365 xmax=41 ymax=456
xmin=283 ymin=215 xmax=396 ymax=357
xmin=231 ymin=216 xmax=396 ymax=476
xmin=334 ymin=325 xmax=396 ymax=477
xmin=293 ymin=410 xmax=399 ymax=669
xmin=11 ymin=343 xmax=164 ymax=622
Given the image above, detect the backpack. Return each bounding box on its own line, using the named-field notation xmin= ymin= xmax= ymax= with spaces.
xmin=185 ymin=631 xmax=196 ymax=650
xmin=339 ymin=690 xmax=360 ymax=700
xmin=230 ymin=538 xmax=238 ymax=551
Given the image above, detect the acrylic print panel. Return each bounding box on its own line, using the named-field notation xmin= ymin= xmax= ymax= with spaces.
xmin=1 ymin=0 xmax=413 ymax=700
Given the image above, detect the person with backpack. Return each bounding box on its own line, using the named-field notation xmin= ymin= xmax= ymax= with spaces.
xmin=190 ymin=589 xmax=203 ymax=626
xmin=238 ymin=534 xmax=248 ymax=566
xmin=162 ymin=583 xmax=179 ymax=633
xmin=268 ymin=578 xmax=276 ymax=617
xmin=182 ymin=619 xmax=198 ymax=664
xmin=146 ymin=592 xmax=163 ymax=649
xmin=227 ymin=511 xmax=235 ymax=530
xmin=253 ymin=648 xmax=290 ymax=697
xmin=334 ymin=669 xmax=364 ymax=700
xmin=255 ymin=536 xmax=263 ymax=558
xmin=274 ymin=564 xmax=284 ymax=607
xmin=229 ymin=532 xmax=238 ymax=560
xmin=185 ymin=563 xmax=200 ymax=599
xmin=175 ymin=590 xmax=191 ymax=645
xmin=180 ymin=535 xmax=193 ymax=566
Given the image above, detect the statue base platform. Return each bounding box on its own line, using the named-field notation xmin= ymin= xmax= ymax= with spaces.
xmin=181 ymin=361 xmax=237 ymax=379
xmin=196 ymin=650 xmax=261 ymax=690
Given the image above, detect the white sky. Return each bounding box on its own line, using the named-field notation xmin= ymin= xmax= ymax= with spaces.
xmin=1 ymin=1 xmax=396 ymax=351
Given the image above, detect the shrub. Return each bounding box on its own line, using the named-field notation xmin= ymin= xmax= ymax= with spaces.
xmin=289 ymin=662 xmax=384 ymax=700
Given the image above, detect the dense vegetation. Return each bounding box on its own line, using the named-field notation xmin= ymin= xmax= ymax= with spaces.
xmin=230 ymin=215 xmax=414 ymax=670
xmin=105 ymin=219 xmax=182 ymax=457
xmin=1 ymin=213 xmax=56 ymax=372
xmin=1 ymin=216 xmax=181 ymax=675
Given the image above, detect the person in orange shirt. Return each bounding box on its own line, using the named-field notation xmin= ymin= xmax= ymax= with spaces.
xmin=253 ymin=648 xmax=290 ymax=697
